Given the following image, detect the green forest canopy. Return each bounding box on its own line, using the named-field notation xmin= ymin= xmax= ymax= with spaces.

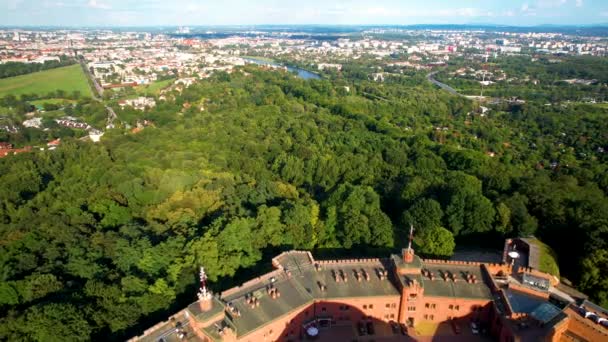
xmin=1 ymin=64 xmax=608 ymax=340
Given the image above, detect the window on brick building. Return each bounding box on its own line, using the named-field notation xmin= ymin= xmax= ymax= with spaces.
xmin=449 ymin=304 xmax=453 ymax=310
xmin=455 ymin=305 xmax=460 ymax=310
xmin=408 ymin=306 xmax=416 ymax=311
xmin=363 ymin=305 xmax=367 ymax=309
xmin=321 ymin=307 xmax=326 ymax=312
xmin=430 ymin=315 xmax=434 ymax=320
xmin=391 ymin=303 xmax=397 ymax=308
xmin=431 ymin=304 xmax=436 ymax=309
xmin=425 ymin=303 xmax=430 ymax=308
xmin=424 ymin=314 xmax=428 ymax=319
xmin=390 ymin=314 xmax=395 ymax=319
xmin=386 ymin=303 xmax=391 ymax=308
xmin=369 ymin=304 xmax=373 ymax=309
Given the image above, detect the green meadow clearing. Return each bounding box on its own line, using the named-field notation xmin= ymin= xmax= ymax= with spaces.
xmin=134 ymin=78 xmax=175 ymax=95
xmin=0 ymin=64 xmax=92 ymax=98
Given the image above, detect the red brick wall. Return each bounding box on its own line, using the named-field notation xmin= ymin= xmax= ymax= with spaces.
xmin=562 ymin=307 xmax=608 ymax=342
xmin=234 ymin=297 xmax=400 ymax=342
xmin=415 ymin=297 xmax=492 ymax=324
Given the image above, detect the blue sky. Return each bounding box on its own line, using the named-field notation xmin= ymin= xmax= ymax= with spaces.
xmin=1 ymin=0 xmax=608 ymax=27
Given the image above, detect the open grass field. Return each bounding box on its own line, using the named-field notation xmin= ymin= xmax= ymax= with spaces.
xmin=134 ymin=78 xmax=175 ymax=95
xmin=0 ymin=64 xmax=92 ymax=98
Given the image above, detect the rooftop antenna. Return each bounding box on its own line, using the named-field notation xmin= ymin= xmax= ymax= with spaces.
xmin=408 ymin=225 xmax=415 ymax=253
xmin=197 ymin=266 xmax=211 ymax=301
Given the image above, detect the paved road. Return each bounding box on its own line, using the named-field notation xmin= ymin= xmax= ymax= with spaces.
xmin=78 ymin=58 xmax=104 ymax=99
xmin=427 ymin=71 xmax=465 ymax=97
xmin=77 ymin=56 xmax=117 ymax=128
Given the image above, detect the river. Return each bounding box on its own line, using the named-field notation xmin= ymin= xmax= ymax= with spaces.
xmin=243 ymin=57 xmax=321 ymax=80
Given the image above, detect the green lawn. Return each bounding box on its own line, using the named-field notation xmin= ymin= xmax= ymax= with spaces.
xmin=134 ymin=78 xmax=175 ymax=95
xmin=0 ymin=65 xmax=92 ymax=98
xmin=30 ymin=98 xmax=75 ymax=107
xmin=529 ymin=238 xmax=560 ymax=277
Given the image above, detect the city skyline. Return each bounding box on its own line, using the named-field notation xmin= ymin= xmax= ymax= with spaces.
xmin=2 ymin=0 xmax=608 ymax=27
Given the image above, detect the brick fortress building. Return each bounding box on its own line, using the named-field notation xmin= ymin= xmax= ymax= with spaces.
xmin=132 ymin=238 xmax=608 ymax=342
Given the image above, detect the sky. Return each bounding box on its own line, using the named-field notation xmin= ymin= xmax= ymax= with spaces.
xmin=1 ymin=0 xmax=608 ymax=27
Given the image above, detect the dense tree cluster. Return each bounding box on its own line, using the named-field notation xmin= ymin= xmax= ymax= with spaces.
xmin=0 ymin=57 xmax=75 ymax=79
xmin=1 ymin=63 xmax=607 ymax=340
xmin=437 ymin=55 xmax=608 ymax=101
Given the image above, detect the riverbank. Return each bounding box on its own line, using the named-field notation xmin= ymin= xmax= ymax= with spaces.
xmin=243 ymin=57 xmax=321 ymax=80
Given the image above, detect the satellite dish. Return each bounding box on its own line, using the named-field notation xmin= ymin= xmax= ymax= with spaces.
xmin=306 ymin=327 xmax=319 ymax=337
xmin=508 ymin=251 xmax=520 ymax=259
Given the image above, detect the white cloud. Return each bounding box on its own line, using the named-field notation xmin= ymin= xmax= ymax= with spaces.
xmin=521 ymin=3 xmax=530 ymax=12
xmin=6 ymin=0 xmax=24 ymax=10
xmin=575 ymin=0 xmax=583 ymax=7
xmin=536 ymin=0 xmax=567 ymax=9
xmin=88 ymin=0 xmax=111 ymax=10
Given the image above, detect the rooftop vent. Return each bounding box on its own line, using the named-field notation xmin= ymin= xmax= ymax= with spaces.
xmin=227 ymin=302 xmax=241 ymax=317
xmin=245 ymin=293 xmax=260 ymax=308
xmin=267 ymin=284 xmax=281 ymax=299
xmin=214 ymin=323 xmax=225 ymax=335
xmin=362 ymin=269 xmax=370 ymax=281
xmin=317 ymin=281 xmax=327 ymax=292
xmin=332 ymin=270 xmax=341 ymax=283
xmin=377 ymin=268 xmax=388 ymax=280
xmin=340 ymin=269 xmax=348 ymax=282
xmin=465 ymin=273 xmax=477 ymax=284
